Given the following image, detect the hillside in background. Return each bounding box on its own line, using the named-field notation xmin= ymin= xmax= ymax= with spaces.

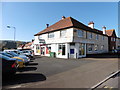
xmin=0 ymin=40 xmax=29 ymax=51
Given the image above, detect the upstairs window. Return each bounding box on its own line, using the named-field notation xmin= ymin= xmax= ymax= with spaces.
xmin=77 ymin=30 xmax=84 ymax=37
xmin=88 ymin=32 xmax=92 ymax=39
xmin=102 ymin=36 xmax=104 ymax=40
xmin=48 ymin=32 xmax=54 ymax=38
xmin=111 ymin=37 xmax=115 ymax=41
xmin=96 ymin=34 xmax=99 ymax=40
xmin=60 ymin=30 xmax=66 ymax=37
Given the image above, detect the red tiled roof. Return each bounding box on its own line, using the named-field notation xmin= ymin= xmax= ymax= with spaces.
xmin=105 ymin=29 xmax=115 ymax=36
xmin=34 ymin=17 xmax=105 ymax=36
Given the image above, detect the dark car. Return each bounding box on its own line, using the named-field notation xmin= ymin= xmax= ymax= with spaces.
xmin=0 ymin=54 xmax=17 ymax=76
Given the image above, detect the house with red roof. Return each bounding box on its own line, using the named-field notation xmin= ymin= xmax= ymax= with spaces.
xmin=33 ymin=16 xmax=118 ymax=58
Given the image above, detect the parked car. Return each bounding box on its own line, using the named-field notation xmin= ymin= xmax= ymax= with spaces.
xmin=0 ymin=52 xmax=25 ymax=68
xmin=21 ymin=50 xmax=34 ymax=59
xmin=111 ymin=49 xmax=120 ymax=54
xmin=0 ymin=54 xmax=17 ymax=76
xmin=4 ymin=51 xmax=30 ymax=64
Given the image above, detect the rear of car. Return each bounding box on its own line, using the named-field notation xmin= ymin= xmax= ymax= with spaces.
xmin=1 ymin=52 xmax=25 ymax=68
xmin=5 ymin=51 xmax=30 ymax=64
xmin=1 ymin=54 xmax=17 ymax=76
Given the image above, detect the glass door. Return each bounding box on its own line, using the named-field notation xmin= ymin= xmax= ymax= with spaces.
xmin=79 ymin=43 xmax=86 ymax=57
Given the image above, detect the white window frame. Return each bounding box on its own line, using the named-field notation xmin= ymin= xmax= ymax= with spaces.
xmin=48 ymin=32 xmax=54 ymax=38
xmin=60 ymin=30 xmax=66 ymax=38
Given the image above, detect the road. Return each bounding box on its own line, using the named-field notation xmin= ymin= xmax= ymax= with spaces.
xmin=2 ymin=55 xmax=119 ymax=89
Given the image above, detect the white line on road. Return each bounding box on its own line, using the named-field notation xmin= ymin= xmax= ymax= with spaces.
xmin=9 ymin=85 xmax=22 ymax=88
xmin=90 ymin=70 xmax=120 ymax=90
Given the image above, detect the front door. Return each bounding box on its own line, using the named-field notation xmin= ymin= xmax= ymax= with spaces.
xmin=41 ymin=46 xmax=45 ymax=55
xmin=70 ymin=43 xmax=75 ymax=58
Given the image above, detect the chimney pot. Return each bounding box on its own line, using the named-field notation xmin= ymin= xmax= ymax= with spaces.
xmin=46 ymin=24 xmax=49 ymax=28
xmin=62 ymin=16 xmax=66 ymax=19
xmin=88 ymin=21 xmax=94 ymax=29
xmin=102 ymin=26 xmax=106 ymax=34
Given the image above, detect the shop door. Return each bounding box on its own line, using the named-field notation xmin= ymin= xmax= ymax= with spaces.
xmin=79 ymin=43 xmax=86 ymax=57
xmin=41 ymin=47 xmax=45 ymax=55
xmin=70 ymin=45 xmax=75 ymax=58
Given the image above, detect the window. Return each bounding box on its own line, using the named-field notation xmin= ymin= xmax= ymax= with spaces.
xmin=79 ymin=43 xmax=85 ymax=55
xmin=96 ymin=34 xmax=99 ymax=40
xmin=102 ymin=36 xmax=104 ymax=40
xmin=48 ymin=32 xmax=54 ymax=38
xmin=94 ymin=45 xmax=98 ymax=51
xmin=60 ymin=30 xmax=66 ymax=37
xmin=88 ymin=32 xmax=92 ymax=39
xmin=39 ymin=35 xmax=42 ymax=39
xmin=101 ymin=45 xmax=104 ymax=50
xmin=88 ymin=44 xmax=93 ymax=51
xmin=58 ymin=44 xmax=66 ymax=55
xmin=111 ymin=37 xmax=116 ymax=41
xmin=77 ymin=30 xmax=84 ymax=37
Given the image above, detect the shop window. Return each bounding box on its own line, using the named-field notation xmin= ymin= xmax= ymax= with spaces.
xmin=94 ymin=45 xmax=98 ymax=51
xmin=101 ymin=45 xmax=104 ymax=50
xmin=79 ymin=44 xmax=85 ymax=55
xmin=58 ymin=44 xmax=66 ymax=55
xmin=46 ymin=45 xmax=51 ymax=54
xmin=88 ymin=44 xmax=93 ymax=51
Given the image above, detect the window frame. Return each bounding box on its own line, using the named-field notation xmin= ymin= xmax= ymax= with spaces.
xmin=48 ymin=32 xmax=54 ymax=38
xmin=77 ymin=29 xmax=84 ymax=37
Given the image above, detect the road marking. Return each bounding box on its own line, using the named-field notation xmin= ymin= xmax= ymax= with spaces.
xmin=90 ymin=70 xmax=120 ymax=90
xmin=9 ymin=85 xmax=22 ymax=88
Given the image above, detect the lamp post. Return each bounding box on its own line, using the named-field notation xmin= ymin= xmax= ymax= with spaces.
xmin=7 ymin=25 xmax=16 ymax=41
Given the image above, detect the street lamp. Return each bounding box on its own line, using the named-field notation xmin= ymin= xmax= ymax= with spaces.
xmin=7 ymin=25 xmax=16 ymax=41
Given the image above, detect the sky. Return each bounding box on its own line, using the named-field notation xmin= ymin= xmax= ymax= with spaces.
xmin=1 ymin=2 xmax=119 ymax=41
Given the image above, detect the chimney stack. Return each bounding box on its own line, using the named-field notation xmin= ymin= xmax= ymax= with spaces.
xmin=62 ymin=16 xmax=66 ymax=20
xmin=46 ymin=24 xmax=49 ymax=28
xmin=88 ymin=21 xmax=94 ymax=29
xmin=102 ymin=26 xmax=106 ymax=34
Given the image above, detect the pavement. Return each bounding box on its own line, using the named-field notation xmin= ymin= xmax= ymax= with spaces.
xmin=2 ymin=54 xmax=119 ymax=89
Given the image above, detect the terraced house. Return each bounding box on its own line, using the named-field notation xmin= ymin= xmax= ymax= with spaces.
xmin=34 ymin=16 xmax=118 ymax=59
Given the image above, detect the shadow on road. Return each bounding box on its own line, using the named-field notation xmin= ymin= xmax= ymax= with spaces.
xmin=2 ymin=73 xmax=46 ymax=87
xmin=86 ymin=53 xmax=120 ymax=58
xmin=27 ymin=63 xmax=38 ymax=65
xmin=18 ymin=67 xmax=37 ymax=72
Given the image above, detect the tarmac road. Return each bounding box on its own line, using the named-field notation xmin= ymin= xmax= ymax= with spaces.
xmin=2 ymin=55 xmax=119 ymax=89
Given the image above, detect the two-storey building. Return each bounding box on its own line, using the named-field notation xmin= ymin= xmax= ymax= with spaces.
xmin=116 ymin=37 xmax=120 ymax=49
xmin=34 ymin=16 xmax=109 ymax=59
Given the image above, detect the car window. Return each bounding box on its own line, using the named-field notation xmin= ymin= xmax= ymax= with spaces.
xmin=0 ymin=54 xmax=11 ymax=60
